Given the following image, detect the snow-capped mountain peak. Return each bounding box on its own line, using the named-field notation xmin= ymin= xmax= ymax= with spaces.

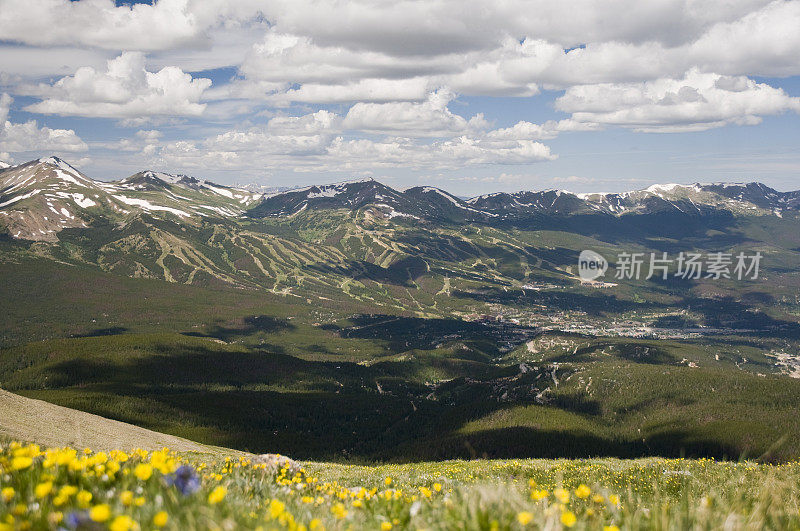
xmin=3 ymin=156 xmax=800 ymax=242
xmin=0 ymin=158 xmax=263 ymax=241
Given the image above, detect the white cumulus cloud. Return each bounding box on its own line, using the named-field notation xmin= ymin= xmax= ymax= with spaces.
xmin=23 ymin=52 xmax=212 ymax=122
xmin=0 ymin=0 xmax=203 ymax=51
xmin=486 ymin=119 xmax=601 ymax=141
xmin=689 ymin=0 xmax=800 ymax=77
xmin=0 ymin=93 xmax=87 ymax=153
xmin=152 ymin=109 xmax=555 ymax=173
xmin=555 ymin=69 xmax=800 ymax=132
xmin=341 ymin=90 xmax=489 ymax=137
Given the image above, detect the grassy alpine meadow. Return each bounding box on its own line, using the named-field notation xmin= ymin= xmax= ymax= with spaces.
xmin=2 ymin=441 xmax=800 ymax=530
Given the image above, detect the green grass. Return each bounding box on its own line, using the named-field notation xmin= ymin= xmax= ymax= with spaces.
xmin=2 ymin=441 xmax=800 ymax=530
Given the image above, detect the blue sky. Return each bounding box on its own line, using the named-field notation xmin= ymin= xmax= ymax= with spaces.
xmin=1 ymin=0 xmax=800 ymax=196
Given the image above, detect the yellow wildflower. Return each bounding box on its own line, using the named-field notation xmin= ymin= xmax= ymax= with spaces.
xmin=561 ymin=511 xmax=577 ymax=527
xmin=603 ymin=526 xmax=620 ymax=531
xmin=59 ymin=485 xmax=78 ymax=498
xmin=134 ymin=463 xmax=153 ymax=481
xmin=208 ymin=486 xmax=227 ymax=504
xmin=330 ymin=502 xmax=348 ymax=519
xmin=517 ymin=512 xmax=533 ymax=525
xmin=268 ymin=499 xmax=285 ymax=518
xmin=120 ymin=490 xmax=134 ymax=506
xmin=76 ymin=490 xmax=93 ymax=508
xmin=34 ymin=482 xmax=53 ymax=499
xmin=554 ymin=488 xmax=570 ymax=504
xmin=575 ymin=484 xmax=591 ymax=499
xmin=110 ymin=450 xmax=128 ymax=463
xmin=50 ymin=448 xmax=77 ymax=467
xmin=531 ymin=489 xmax=549 ymax=501
xmin=106 ymin=460 xmax=121 ymax=475
xmin=89 ymin=504 xmax=111 ymax=523
xmin=12 ymin=444 xmax=40 ymax=458
xmin=153 ymin=511 xmax=169 ymax=528
xmin=10 ymin=457 xmax=33 ymax=470
xmin=1 ymin=488 xmax=13 ymax=503
xmin=149 ymin=450 xmax=176 ymax=474
xmin=109 ymin=515 xmax=136 ymax=531
xmin=380 ymin=522 xmax=392 ymax=531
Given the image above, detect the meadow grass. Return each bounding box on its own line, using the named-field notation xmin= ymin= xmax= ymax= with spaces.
xmin=1 ymin=441 xmax=799 ymax=530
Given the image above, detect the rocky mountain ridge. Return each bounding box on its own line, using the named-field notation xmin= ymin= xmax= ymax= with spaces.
xmin=1 ymin=156 xmax=798 ymax=241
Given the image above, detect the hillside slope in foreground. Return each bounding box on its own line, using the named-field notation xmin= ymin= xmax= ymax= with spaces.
xmin=0 ymin=388 xmax=221 ymax=454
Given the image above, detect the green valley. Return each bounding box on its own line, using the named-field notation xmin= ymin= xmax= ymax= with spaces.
xmin=2 ymin=158 xmax=800 ymax=465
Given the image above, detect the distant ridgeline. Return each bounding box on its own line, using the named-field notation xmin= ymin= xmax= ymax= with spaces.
xmin=2 ymin=157 xmax=800 ymax=243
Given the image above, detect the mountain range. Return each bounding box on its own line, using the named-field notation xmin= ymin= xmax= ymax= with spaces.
xmin=1 ymin=156 xmax=798 ymax=242
xmin=3 ymin=157 xmax=800 ymax=462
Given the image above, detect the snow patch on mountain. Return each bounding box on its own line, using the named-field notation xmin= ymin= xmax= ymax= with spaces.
xmin=419 ymin=187 xmax=463 ymax=206
xmin=111 ymin=195 xmax=191 ymax=217
xmin=52 ymin=192 xmax=97 ymax=208
xmin=645 ymin=183 xmax=684 ymax=193
xmin=202 ymin=182 xmax=235 ymax=198
xmin=0 ymin=189 xmax=40 ymax=208
xmin=307 ymin=186 xmax=345 ymax=199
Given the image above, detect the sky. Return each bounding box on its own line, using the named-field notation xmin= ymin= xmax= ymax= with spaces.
xmin=1 ymin=0 xmax=800 ymax=196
